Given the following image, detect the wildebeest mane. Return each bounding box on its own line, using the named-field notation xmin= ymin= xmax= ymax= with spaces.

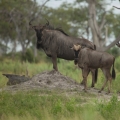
xmin=44 ymin=24 xmax=69 ymax=36
xmin=55 ymin=28 xmax=69 ymax=36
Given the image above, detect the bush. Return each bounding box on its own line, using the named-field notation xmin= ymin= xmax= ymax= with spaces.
xmin=98 ymin=95 xmax=120 ymax=120
xmin=0 ymin=91 xmax=83 ymax=120
xmin=20 ymin=49 xmax=34 ymax=63
xmin=107 ymin=47 xmax=120 ymax=58
xmin=115 ymin=56 xmax=120 ymax=71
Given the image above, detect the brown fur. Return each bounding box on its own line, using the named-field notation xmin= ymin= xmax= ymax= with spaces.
xmin=72 ymin=44 xmax=116 ymax=93
xmin=29 ymin=20 xmax=97 ymax=87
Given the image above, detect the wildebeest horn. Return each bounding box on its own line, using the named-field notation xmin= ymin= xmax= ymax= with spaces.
xmin=29 ymin=18 xmax=37 ymax=30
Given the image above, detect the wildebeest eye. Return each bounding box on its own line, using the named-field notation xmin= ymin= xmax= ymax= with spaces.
xmin=69 ymin=46 xmax=73 ymax=49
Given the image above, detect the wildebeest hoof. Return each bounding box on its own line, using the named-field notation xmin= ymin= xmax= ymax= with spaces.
xmin=87 ymin=88 xmax=90 ymax=90
xmin=80 ymin=81 xmax=84 ymax=86
xmin=106 ymin=91 xmax=110 ymax=95
xmin=82 ymin=88 xmax=87 ymax=92
xmin=91 ymin=85 xmax=94 ymax=88
xmin=49 ymin=70 xmax=57 ymax=74
xmin=98 ymin=90 xmax=101 ymax=93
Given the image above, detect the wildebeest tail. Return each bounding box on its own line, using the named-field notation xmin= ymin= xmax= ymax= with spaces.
xmin=112 ymin=58 xmax=116 ymax=80
xmin=95 ymin=68 xmax=98 ymax=83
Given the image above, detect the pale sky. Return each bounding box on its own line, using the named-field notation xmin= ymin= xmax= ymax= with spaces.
xmin=38 ymin=0 xmax=74 ymax=8
xmin=37 ymin=0 xmax=120 ymax=14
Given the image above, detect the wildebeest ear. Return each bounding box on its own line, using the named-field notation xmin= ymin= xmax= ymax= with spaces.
xmin=32 ymin=26 xmax=37 ymax=29
xmin=31 ymin=26 xmax=38 ymax=31
xmin=29 ymin=23 xmax=37 ymax=30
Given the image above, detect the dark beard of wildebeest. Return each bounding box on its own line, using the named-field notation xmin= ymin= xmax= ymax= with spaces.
xmin=29 ymin=20 xmax=97 ymax=87
xmin=71 ymin=44 xmax=116 ymax=93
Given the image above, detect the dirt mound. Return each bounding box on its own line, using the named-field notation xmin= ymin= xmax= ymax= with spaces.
xmin=2 ymin=70 xmax=120 ymax=101
xmin=1 ymin=70 xmax=83 ymax=92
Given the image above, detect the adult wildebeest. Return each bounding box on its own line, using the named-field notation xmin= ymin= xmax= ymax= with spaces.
xmin=29 ymin=20 xmax=97 ymax=87
xmin=71 ymin=44 xmax=116 ymax=93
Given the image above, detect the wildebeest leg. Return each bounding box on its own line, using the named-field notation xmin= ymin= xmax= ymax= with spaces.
xmin=80 ymin=68 xmax=90 ymax=85
xmin=106 ymin=69 xmax=112 ymax=93
xmin=90 ymin=69 xmax=95 ymax=88
xmin=107 ymin=77 xmax=112 ymax=93
xmin=99 ymin=80 xmax=108 ymax=93
xmin=51 ymin=55 xmax=58 ymax=71
xmin=82 ymin=68 xmax=90 ymax=92
xmin=99 ymin=68 xmax=110 ymax=93
xmin=80 ymin=79 xmax=84 ymax=85
xmin=81 ymin=69 xmax=95 ymax=88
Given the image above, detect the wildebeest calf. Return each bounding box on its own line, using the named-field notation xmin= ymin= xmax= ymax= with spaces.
xmin=71 ymin=44 xmax=116 ymax=93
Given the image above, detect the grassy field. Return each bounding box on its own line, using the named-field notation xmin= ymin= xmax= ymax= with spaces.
xmin=0 ymin=56 xmax=120 ymax=120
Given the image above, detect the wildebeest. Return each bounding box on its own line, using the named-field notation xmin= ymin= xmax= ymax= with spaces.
xmin=71 ymin=44 xmax=116 ymax=93
xmin=29 ymin=20 xmax=97 ymax=87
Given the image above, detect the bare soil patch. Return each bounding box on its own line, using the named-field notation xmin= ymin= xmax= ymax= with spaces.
xmin=1 ymin=70 xmax=120 ymax=101
xmin=2 ymin=70 xmax=82 ymax=91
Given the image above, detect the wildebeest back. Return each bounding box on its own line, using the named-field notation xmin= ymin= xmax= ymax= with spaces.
xmin=41 ymin=30 xmax=95 ymax=60
xmin=78 ymin=48 xmax=114 ymax=68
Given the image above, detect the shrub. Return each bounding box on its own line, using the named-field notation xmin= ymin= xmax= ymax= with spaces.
xmin=115 ymin=56 xmax=120 ymax=71
xmin=108 ymin=47 xmax=120 ymax=58
xmin=98 ymin=95 xmax=120 ymax=120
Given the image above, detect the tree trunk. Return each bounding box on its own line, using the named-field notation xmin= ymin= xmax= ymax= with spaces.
xmin=88 ymin=0 xmax=100 ymax=47
xmin=34 ymin=45 xmax=37 ymax=57
xmin=11 ymin=38 xmax=17 ymax=59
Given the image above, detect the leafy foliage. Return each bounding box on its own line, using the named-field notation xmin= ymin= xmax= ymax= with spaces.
xmin=107 ymin=46 xmax=120 ymax=57
xmin=98 ymin=95 xmax=120 ymax=120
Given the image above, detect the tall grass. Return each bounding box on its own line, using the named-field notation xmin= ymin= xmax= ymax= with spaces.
xmin=0 ymin=90 xmax=120 ymax=120
xmin=0 ymin=90 xmax=103 ymax=120
xmin=98 ymin=94 xmax=120 ymax=120
xmin=0 ymin=57 xmax=120 ymax=91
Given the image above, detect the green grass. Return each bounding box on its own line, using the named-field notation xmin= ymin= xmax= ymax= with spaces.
xmin=1 ymin=90 xmax=120 ymax=120
xmin=0 ymin=57 xmax=120 ymax=91
xmin=0 ymin=90 xmax=101 ymax=120
xmin=0 ymin=56 xmax=120 ymax=120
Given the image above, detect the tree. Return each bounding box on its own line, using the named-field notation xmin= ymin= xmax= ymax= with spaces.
xmin=73 ymin=0 xmax=120 ymax=51
xmin=41 ymin=4 xmax=78 ymax=37
xmin=0 ymin=0 xmax=50 ymax=58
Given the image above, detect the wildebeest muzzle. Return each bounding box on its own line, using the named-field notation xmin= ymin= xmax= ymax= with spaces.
xmin=36 ymin=41 xmax=42 ymax=49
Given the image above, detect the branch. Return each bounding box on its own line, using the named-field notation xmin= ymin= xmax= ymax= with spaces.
xmin=113 ymin=6 xmax=120 ymax=9
xmin=92 ymin=14 xmax=102 ymax=40
xmin=39 ymin=0 xmax=50 ymax=14
xmin=102 ymin=35 xmax=120 ymax=51
xmin=9 ymin=8 xmax=21 ymax=38
xmin=29 ymin=0 xmax=50 ymax=22
xmin=99 ymin=11 xmax=106 ymax=32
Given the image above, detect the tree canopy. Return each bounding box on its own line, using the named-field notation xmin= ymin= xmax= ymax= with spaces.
xmin=0 ymin=0 xmax=119 ymax=57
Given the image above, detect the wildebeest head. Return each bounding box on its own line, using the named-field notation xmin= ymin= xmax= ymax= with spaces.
xmin=71 ymin=44 xmax=81 ymax=51
xmin=70 ymin=44 xmax=81 ymax=58
xmin=29 ymin=19 xmax=50 ymax=49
